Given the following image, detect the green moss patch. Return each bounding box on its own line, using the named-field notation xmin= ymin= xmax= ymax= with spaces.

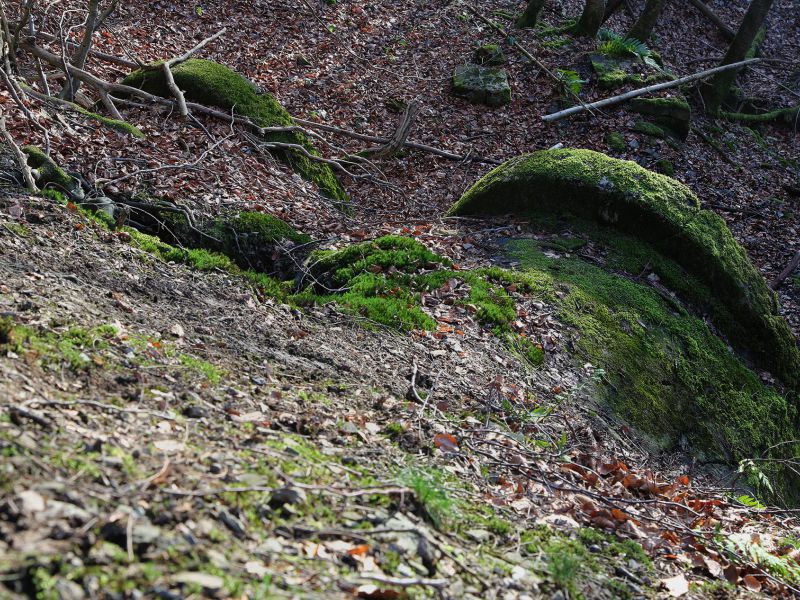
xmin=22 ymin=146 xmax=83 ymax=199
xmin=122 ymin=59 xmax=346 ymax=203
xmin=503 ymin=236 xmax=797 ymax=499
xmin=604 ymin=132 xmax=625 ymax=152
xmin=627 ymin=96 xmax=690 ymax=139
xmin=520 ymin=525 xmax=652 ymax=598
xmin=291 ymin=236 xmax=542 ymax=365
xmin=447 ymin=149 xmax=800 ymax=389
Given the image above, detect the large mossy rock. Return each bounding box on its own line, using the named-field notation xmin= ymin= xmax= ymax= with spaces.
xmin=447 ymin=149 xmax=800 ymax=390
xmin=452 ymin=64 xmax=511 ymax=107
xmin=122 ymin=59 xmax=347 ymax=203
xmin=627 ymin=96 xmax=690 ymax=140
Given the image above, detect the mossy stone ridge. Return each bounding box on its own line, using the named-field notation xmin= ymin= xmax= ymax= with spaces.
xmin=627 ymin=96 xmax=690 ymax=139
xmin=122 ymin=59 xmax=346 ymax=203
xmin=447 ymin=148 xmax=800 ymax=388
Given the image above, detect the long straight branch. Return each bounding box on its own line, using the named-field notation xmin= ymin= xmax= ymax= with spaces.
xmin=542 ymin=58 xmax=761 ymax=122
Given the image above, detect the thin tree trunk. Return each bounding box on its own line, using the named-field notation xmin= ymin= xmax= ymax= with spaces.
xmin=602 ymin=0 xmax=624 ymax=24
xmin=517 ymin=0 xmax=546 ymax=28
xmin=627 ymin=0 xmax=667 ymax=42
xmin=574 ymin=0 xmax=606 ymax=37
xmin=700 ymin=0 xmax=775 ymax=114
xmin=62 ymin=0 xmax=116 ymax=101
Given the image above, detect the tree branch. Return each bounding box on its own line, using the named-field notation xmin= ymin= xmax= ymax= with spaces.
xmin=687 ymin=0 xmax=735 ymax=40
xmin=542 ymin=58 xmax=761 ymax=122
xmin=0 ymin=116 xmax=38 ymax=191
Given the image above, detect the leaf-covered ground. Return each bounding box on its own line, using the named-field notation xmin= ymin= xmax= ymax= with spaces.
xmin=1 ymin=0 xmax=800 ymax=598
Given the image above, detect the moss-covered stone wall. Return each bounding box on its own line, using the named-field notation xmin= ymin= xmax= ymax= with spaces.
xmin=448 ymin=148 xmax=800 ymax=390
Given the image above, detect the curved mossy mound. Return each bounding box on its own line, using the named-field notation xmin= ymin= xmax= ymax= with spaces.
xmin=448 ymin=149 xmax=800 ymax=389
xmin=503 ymin=235 xmax=798 ymax=503
xmin=122 ymin=59 xmax=347 ymax=203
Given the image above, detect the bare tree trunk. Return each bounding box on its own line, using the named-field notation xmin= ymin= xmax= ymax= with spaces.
xmin=517 ymin=0 xmax=546 ymax=28
xmin=61 ymin=0 xmax=116 ymax=101
xmin=627 ymin=0 xmax=667 ymax=42
xmin=700 ymin=0 xmax=774 ymax=114
xmin=574 ymin=0 xmax=606 ymax=37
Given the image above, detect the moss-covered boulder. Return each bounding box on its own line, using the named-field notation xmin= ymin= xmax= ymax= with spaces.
xmin=122 ymin=59 xmax=346 ymax=203
xmin=452 ymin=64 xmax=511 ymax=107
xmin=474 ymin=44 xmax=506 ymax=66
xmin=447 ymin=149 xmax=800 ymax=389
xmin=627 ymin=96 xmax=690 ymax=139
xmin=22 ymin=146 xmax=84 ymax=200
xmin=156 ymin=210 xmax=311 ymax=279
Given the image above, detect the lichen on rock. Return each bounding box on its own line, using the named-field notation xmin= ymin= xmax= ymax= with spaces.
xmin=122 ymin=59 xmax=347 ymax=203
xmin=452 ymin=64 xmax=512 ymax=107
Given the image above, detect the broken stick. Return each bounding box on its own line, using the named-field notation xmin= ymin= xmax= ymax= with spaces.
xmin=771 ymin=251 xmax=800 ymax=290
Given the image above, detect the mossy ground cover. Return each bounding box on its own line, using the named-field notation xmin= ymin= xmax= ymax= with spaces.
xmin=122 ymin=59 xmax=346 ymax=203
xmin=290 ymin=236 xmax=543 ymax=364
xmin=501 ymin=234 xmax=797 ymax=498
xmin=448 ymin=149 xmax=800 ymax=389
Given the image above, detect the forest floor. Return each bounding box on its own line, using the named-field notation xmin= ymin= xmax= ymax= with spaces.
xmin=1 ymin=0 xmax=800 ymax=598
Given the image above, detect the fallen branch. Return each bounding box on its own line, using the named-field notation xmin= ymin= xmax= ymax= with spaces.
xmin=0 ymin=116 xmax=38 ymax=191
xmin=355 ymin=575 xmax=449 ymax=590
xmin=771 ymin=251 xmax=800 ymax=290
xmin=23 ymin=398 xmax=178 ymax=421
xmin=687 ymin=0 xmax=735 ymax=40
xmin=294 ymin=118 xmax=502 ymax=165
xmin=162 ymin=61 xmax=187 ymax=116
xmin=542 ymin=58 xmax=761 ymax=122
xmin=720 ymin=105 xmax=800 ymax=124
xmin=361 ymin=100 xmax=419 ymax=157
xmin=158 ymin=28 xmax=226 ymax=116
xmin=17 ymin=27 xmax=140 ymax=67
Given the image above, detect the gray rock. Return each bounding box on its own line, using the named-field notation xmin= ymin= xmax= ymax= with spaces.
xmin=452 ymin=64 xmax=511 ymax=107
xmin=54 ymin=578 xmax=85 ymax=600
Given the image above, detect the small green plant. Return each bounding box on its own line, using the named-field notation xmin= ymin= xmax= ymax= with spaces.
xmin=547 ymin=550 xmax=582 ymax=594
xmin=735 ymin=494 xmax=766 ymax=509
xmin=737 ymin=459 xmax=774 ymax=497
xmin=597 ymin=29 xmax=651 ymax=61
xmin=400 ymin=467 xmax=455 ymax=529
xmin=555 ymin=69 xmax=584 ymax=97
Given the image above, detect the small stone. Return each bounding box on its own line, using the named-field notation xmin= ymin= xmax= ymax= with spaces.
xmin=268 ymin=487 xmax=306 ymax=512
xmin=172 ymin=572 xmax=224 ymax=591
xmin=466 ymin=529 xmax=492 ymax=543
xmin=17 ymin=490 xmax=46 ymax=516
xmin=182 ymin=405 xmax=208 ymax=419
xmin=54 ymin=578 xmax=85 ymax=600
xmin=452 ymin=64 xmax=511 ymax=107
xmin=218 ymin=509 xmax=247 ymax=538
xmin=250 ymin=375 xmax=267 ymax=386
xmin=169 ymin=323 xmax=185 ymax=338
xmin=209 ymin=462 xmax=223 ymax=474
